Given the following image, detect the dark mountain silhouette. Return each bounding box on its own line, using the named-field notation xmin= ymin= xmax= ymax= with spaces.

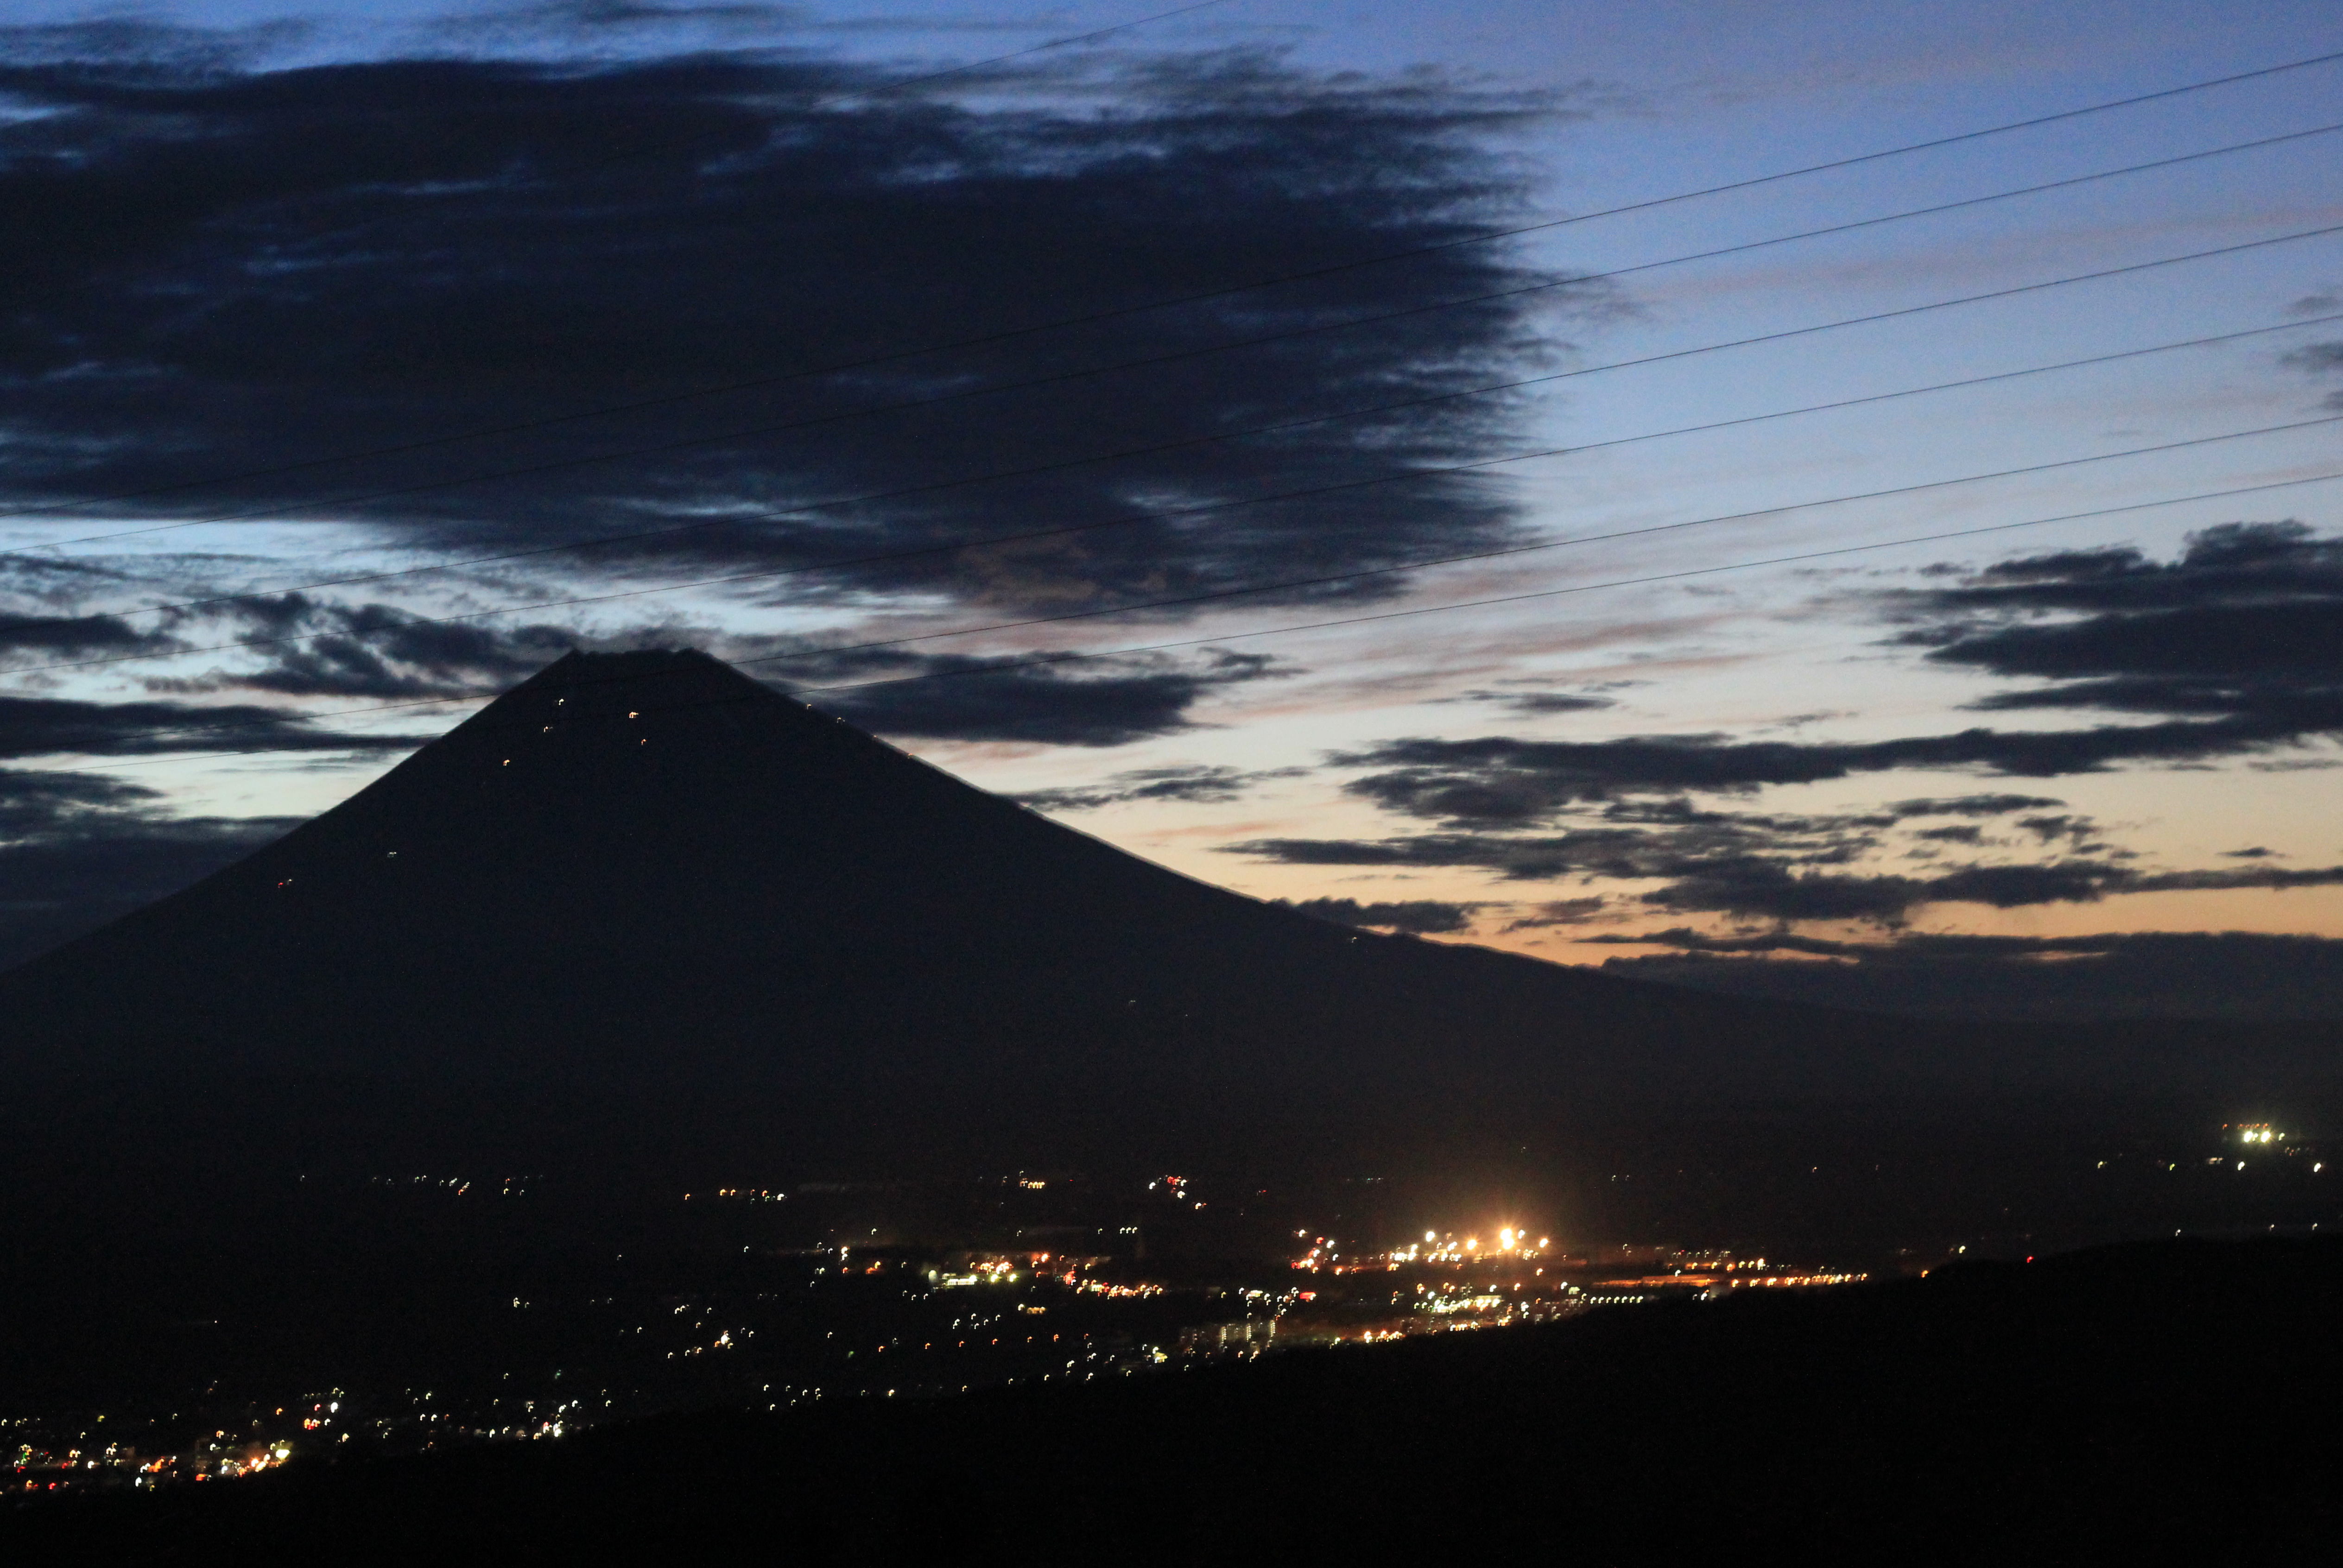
xmin=0 ymin=651 xmax=1854 ymax=1163
xmin=3 ymin=651 xmax=2336 ymax=1423
xmin=0 ymin=648 xmax=2331 ymax=1189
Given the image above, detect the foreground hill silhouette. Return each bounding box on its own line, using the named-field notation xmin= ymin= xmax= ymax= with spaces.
xmin=13 ymin=1237 xmax=2340 ymax=1565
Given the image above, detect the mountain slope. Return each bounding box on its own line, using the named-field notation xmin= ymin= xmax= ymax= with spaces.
xmin=0 ymin=650 xmax=1893 ymax=1158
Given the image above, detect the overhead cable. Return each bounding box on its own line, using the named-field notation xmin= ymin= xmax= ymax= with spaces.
xmin=17 ymin=411 xmax=2337 ymax=684
xmin=790 ymin=470 xmax=2343 ymax=695
xmin=741 ymin=416 xmax=2343 ymax=666
xmin=45 ymin=468 xmax=2343 ymax=778
xmin=13 ymin=135 xmax=2341 ymax=578
xmin=57 ymin=306 xmax=2343 ymax=632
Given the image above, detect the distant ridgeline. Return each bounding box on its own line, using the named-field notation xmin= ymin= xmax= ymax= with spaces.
xmin=0 ymin=649 xmax=2334 ymax=1188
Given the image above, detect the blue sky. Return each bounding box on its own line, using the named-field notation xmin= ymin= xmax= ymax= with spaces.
xmin=2 ymin=0 xmax=2339 ymax=1006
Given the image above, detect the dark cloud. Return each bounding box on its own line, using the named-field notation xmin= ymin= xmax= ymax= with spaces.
xmin=1905 ymin=521 xmax=2343 ymax=732
xmin=1241 ymin=523 xmax=2329 ymax=910
xmin=1591 ymin=929 xmax=2343 ymax=1022
xmin=1333 ymin=718 xmax=2339 ymax=829
xmin=1276 ymin=896 xmax=1479 ymax=935
xmin=1332 ymin=735 xmax=1854 ymax=823
xmin=0 ymin=610 xmax=178 ymax=660
xmin=0 ymin=37 xmax=1579 ymax=635
xmin=2126 ymin=862 xmax=2343 ymax=895
xmin=1643 ymin=857 xmax=2148 ymax=923
xmin=2011 ymin=813 xmax=2106 ymax=847
xmin=1884 ymin=793 xmax=2065 ymax=817
xmin=1226 ymin=790 xmax=1929 ymax=886
xmin=1500 ymin=895 xmax=1608 ymax=930
xmin=0 ymin=767 xmax=152 ymax=829
xmin=2283 ymin=340 xmax=2343 ymax=408
xmin=1449 ymin=689 xmax=1617 ymax=715
xmin=1224 ymin=779 xmax=2343 ymax=923
xmin=1228 ymin=828 xmax=1641 ymax=879
xmin=1308 ymin=525 xmax=2343 ymax=835
xmin=0 ymin=692 xmax=418 ymax=758
xmin=792 ymin=649 xmax=1285 ymax=746
xmin=0 ymin=17 xmax=296 ymax=71
xmin=160 ymin=597 xmax=590 ymax=698
xmin=1330 ymin=731 xmax=2122 ymax=828
xmin=0 ymin=767 xmax=295 ymax=969
xmin=1202 ymin=522 xmax=2343 ymax=936
xmin=1237 ymin=819 xmax=2343 ymax=923
xmin=1015 ymin=762 xmax=1305 ymax=813
xmin=462 ymin=0 xmax=794 ymax=35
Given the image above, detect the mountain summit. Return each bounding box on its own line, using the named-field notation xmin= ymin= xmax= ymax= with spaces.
xmin=2 ymin=649 xmax=1843 ymax=1169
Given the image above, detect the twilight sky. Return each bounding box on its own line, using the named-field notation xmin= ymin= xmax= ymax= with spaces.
xmin=3 ymin=0 xmax=2340 ymax=1015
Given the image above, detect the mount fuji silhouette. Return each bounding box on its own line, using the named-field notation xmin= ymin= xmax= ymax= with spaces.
xmin=5 ymin=640 xmax=2340 ymax=1399
xmin=3 ymin=649 xmax=1885 ymax=1177
xmin=9 ymin=651 xmax=2339 ymax=1425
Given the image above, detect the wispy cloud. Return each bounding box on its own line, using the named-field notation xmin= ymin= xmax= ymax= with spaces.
xmin=1588 ymin=928 xmax=2343 ymax=1021
xmin=1275 ymin=895 xmax=1481 ymax=934
xmin=1016 ymin=761 xmax=1305 ymax=812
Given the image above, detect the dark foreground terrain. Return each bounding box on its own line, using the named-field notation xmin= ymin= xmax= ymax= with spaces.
xmin=12 ymin=1236 xmax=2336 ymax=1566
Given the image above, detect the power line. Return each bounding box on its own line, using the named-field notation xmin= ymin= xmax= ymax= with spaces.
xmin=15 ymin=367 xmax=2339 ymax=689
xmin=62 ymin=305 xmax=2343 ymax=637
xmin=790 ymin=470 xmax=2343 ymax=698
xmin=6 ymin=45 xmax=2337 ymax=530
xmin=736 ymin=415 xmax=2343 ymax=668
xmin=17 ymin=411 xmax=2335 ymax=756
xmin=13 ymin=315 xmax=2332 ymax=758
xmin=9 ymin=166 xmax=2333 ymax=675
xmin=23 ymin=118 xmax=2339 ymax=554
xmin=44 ymin=468 xmax=2343 ymax=778
xmin=6 ymin=56 xmax=2337 ymax=763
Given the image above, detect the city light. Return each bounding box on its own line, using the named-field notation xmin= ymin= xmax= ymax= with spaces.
xmin=13 ymin=1169 xmax=1896 ymax=1499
